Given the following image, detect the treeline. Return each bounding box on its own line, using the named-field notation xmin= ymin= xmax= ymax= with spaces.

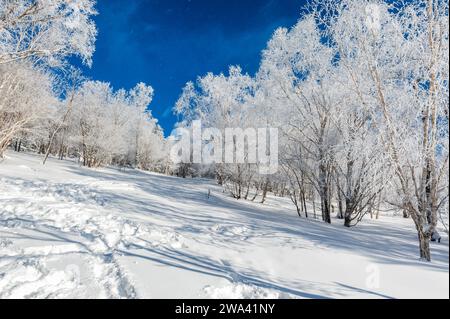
xmin=0 ymin=1 xmax=170 ymax=172
xmin=174 ymin=0 xmax=449 ymax=261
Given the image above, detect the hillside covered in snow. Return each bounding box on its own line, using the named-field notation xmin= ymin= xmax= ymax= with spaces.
xmin=0 ymin=152 xmax=448 ymax=299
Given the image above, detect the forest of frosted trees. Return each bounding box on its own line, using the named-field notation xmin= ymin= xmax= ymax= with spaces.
xmin=0 ymin=0 xmax=448 ymax=262
xmin=0 ymin=0 xmax=169 ymax=171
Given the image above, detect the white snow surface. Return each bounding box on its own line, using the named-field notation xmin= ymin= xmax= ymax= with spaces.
xmin=0 ymin=152 xmax=448 ymax=299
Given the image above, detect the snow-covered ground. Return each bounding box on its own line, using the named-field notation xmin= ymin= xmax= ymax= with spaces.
xmin=0 ymin=152 xmax=448 ymax=299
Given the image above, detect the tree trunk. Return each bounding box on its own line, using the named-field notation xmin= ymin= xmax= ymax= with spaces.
xmin=261 ymin=180 xmax=269 ymax=204
xmin=291 ymin=190 xmax=302 ymax=218
xmin=302 ymin=190 xmax=308 ymax=218
xmin=403 ymin=209 xmax=410 ymax=218
xmin=319 ymin=164 xmax=331 ymax=223
xmin=251 ymin=184 xmax=259 ymax=201
xmin=344 ymin=215 xmax=352 ymax=227
xmin=344 ymin=202 xmax=353 ymax=227
xmin=312 ymin=191 xmax=317 ymax=219
xmin=367 ymin=201 xmax=374 ymax=220
xmin=376 ymin=191 xmax=382 ymax=219
xmin=244 ymin=182 xmax=250 ymax=200
xmin=337 ymin=189 xmax=344 ymax=219
xmin=418 ymin=229 xmax=431 ymax=262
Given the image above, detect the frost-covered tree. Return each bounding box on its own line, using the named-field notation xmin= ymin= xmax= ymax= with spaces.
xmin=0 ymin=0 xmax=97 ymax=158
xmin=127 ymin=82 xmax=155 ymax=167
xmin=0 ymin=61 xmax=57 ymax=157
xmin=257 ymin=17 xmax=339 ymax=223
xmin=307 ymin=0 xmax=449 ymax=259
xmin=332 ymin=75 xmax=389 ymax=227
xmin=0 ymin=0 xmax=97 ymax=66
xmin=56 ymin=80 xmax=166 ymax=170
xmin=175 ymin=66 xmax=260 ymax=196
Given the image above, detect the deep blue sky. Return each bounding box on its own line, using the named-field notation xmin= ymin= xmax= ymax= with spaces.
xmin=79 ymin=0 xmax=304 ymax=135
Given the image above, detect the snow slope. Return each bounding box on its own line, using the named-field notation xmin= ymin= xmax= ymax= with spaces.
xmin=0 ymin=152 xmax=448 ymax=299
